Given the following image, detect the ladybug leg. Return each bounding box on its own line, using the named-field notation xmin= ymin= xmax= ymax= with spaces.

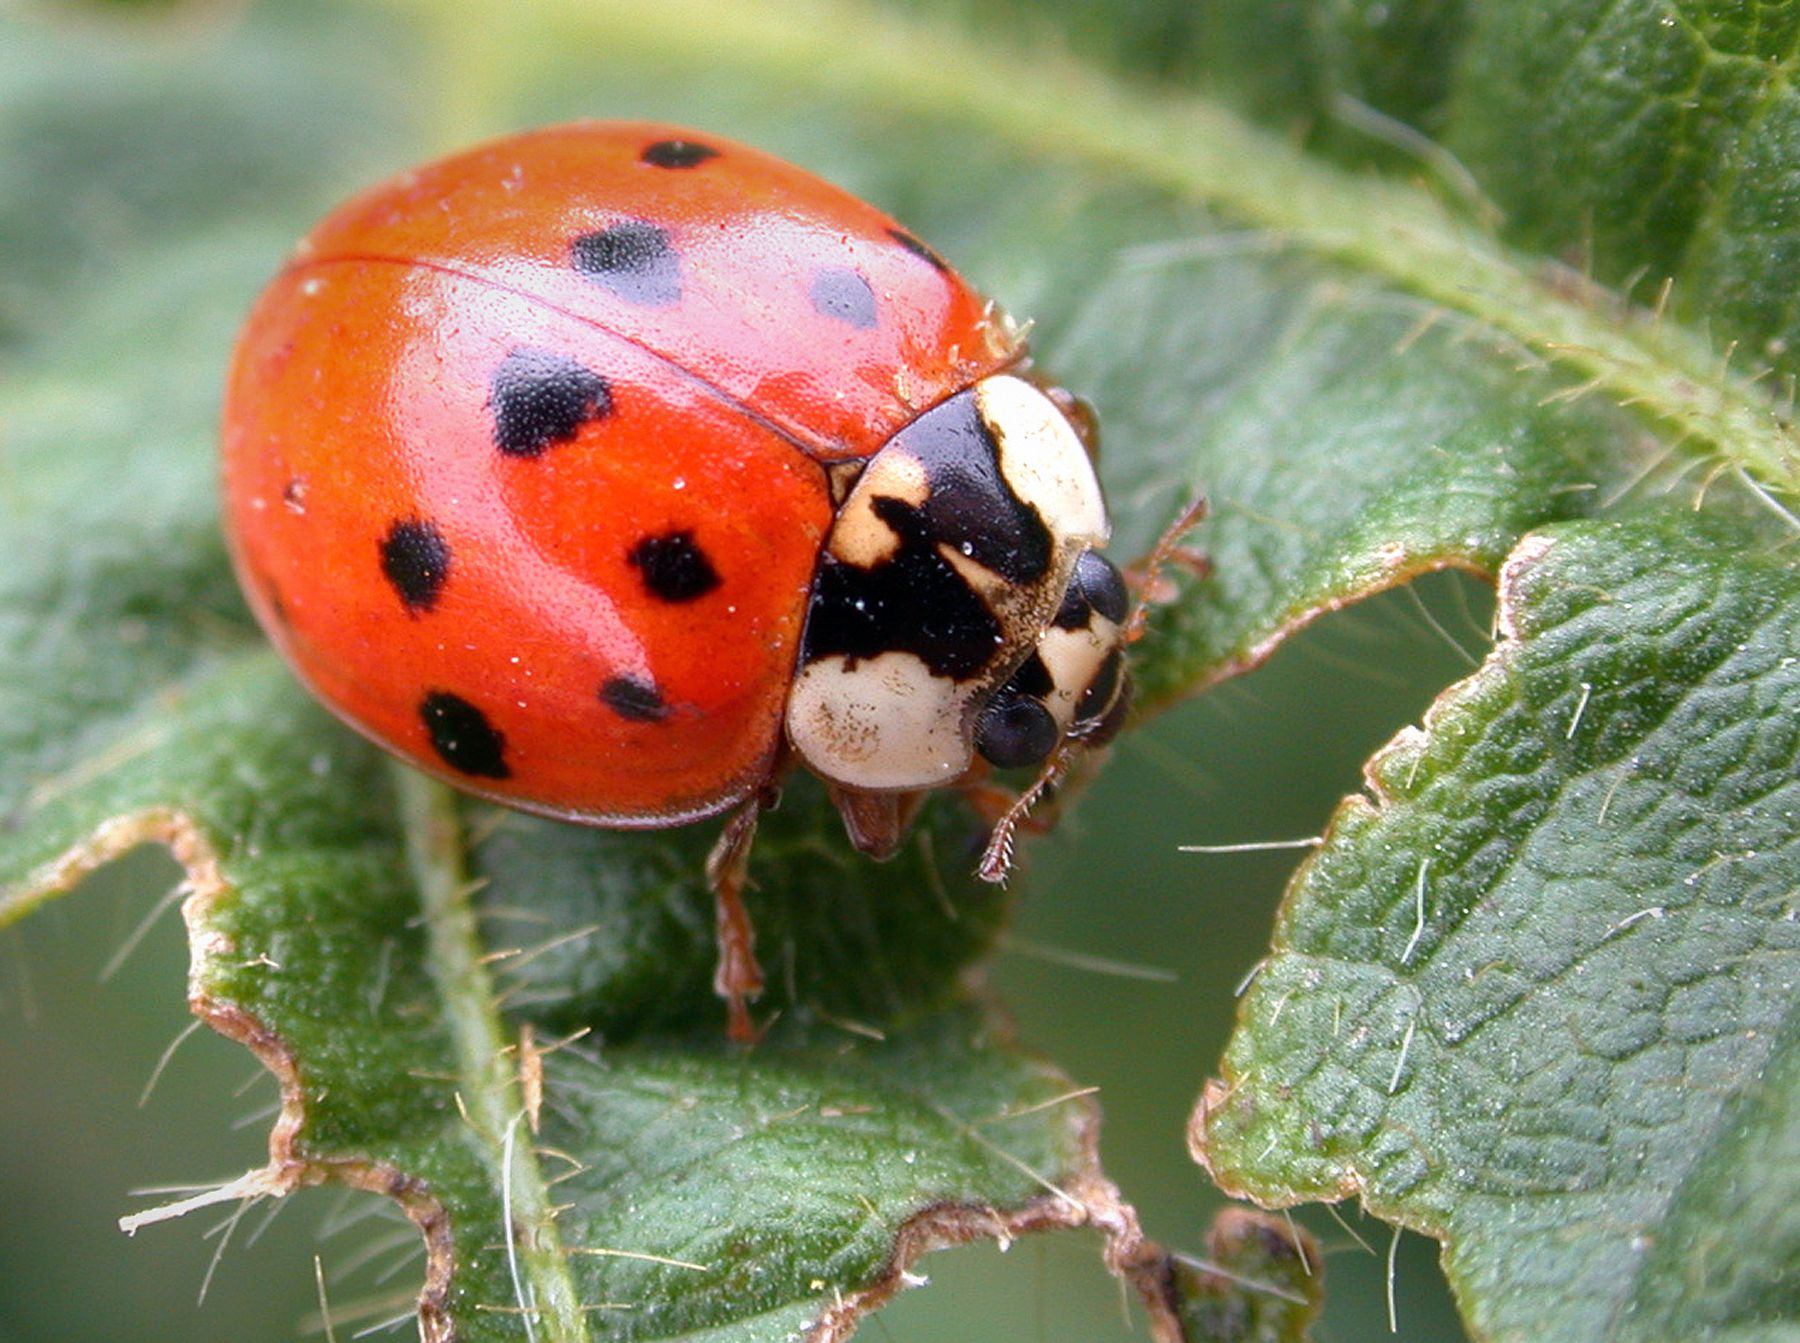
xmin=706 ymin=794 xmax=768 ymax=1043
xmin=974 ymin=754 xmax=1076 ymax=883
xmin=1123 ymin=493 xmax=1209 ymax=641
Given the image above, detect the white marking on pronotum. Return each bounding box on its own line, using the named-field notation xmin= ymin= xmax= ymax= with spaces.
xmin=786 ymin=649 xmax=972 ymax=790
xmin=976 ymin=374 xmax=1108 ymax=543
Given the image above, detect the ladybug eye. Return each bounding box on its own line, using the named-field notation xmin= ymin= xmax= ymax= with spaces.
xmin=1054 ymin=550 xmax=1128 ymax=630
xmin=975 ymin=691 xmax=1059 ymax=770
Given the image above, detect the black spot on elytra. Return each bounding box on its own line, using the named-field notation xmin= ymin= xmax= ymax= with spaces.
xmin=887 ymin=226 xmax=951 ymax=274
xmin=601 ymin=675 xmax=669 ymax=723
xmin=627 ymin=530 xmax=721 ymax=603
xmin=420 ymin=691 xmax=509 ymax=778
xmin=490 ymin=347 xmax=613 ymax=458
xmin=1053 ymin=550 xmax=1128 ymax=630
xmin=380 ymin=518 xmax=451 ymax=613
xmin=810 ymin=267 xmax=877 ymax=329
xmin=571 ymin=220 xmax=681 ymax=306
xmin=641 ymin=138 xmax=719 ymax=169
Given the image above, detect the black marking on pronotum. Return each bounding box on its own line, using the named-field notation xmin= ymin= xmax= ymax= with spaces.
xmin=380 ymin=518 xmax=452 ymax=613
xmin=570 ymin=220 xmax=682 ymax=306
xmin=810 ymin=267 xmax=878 ymax=329
xmin=1076 ymin=649 xmax=1125 ymax=723
xmin=627 ymin=530 xmax=722 ymax=603
xmin=887 ymin=227 xmax=951 ymax=274
xmin=601 ymin=674 xmax=669 ymax=723
xmin=997 ymin=649 xmax=1055 ymax=700
xmin=420 ymin=690 xmax=510 ymax=778
xmin=641 ymin=139 xmax=719 ymax=169
xmin=1053 ymin=550 xmax=1129 ymax=630
xmin=798 ymin=386 xmax=1057 ymax=680
xmin=490 ymin=347 xmax=613 ymax=458
xmin=802 ymin=507 xmax=1003 ymax=680
xmin=901 ymin=386 xmax=1054 ymax=585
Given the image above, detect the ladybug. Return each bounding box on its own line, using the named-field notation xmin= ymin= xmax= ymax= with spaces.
xmin=221 ymin=122 xmax=1130 ymax=1036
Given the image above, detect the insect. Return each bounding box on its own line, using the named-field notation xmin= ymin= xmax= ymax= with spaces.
xmin=221 ymin=122 xmax=1131 ymax=1038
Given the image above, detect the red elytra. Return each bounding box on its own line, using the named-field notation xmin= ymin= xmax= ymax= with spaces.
xmin=224 ymin=122 xmax=1019 ymax=828
xmin=222 ymin=122 xmax=1129 ymax=1037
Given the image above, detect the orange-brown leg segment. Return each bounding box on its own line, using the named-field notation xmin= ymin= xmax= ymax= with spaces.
xmin=1124 ymin=493 xmax=1209 ymax=640
xmin=827 ymin=785 xmax=926 ymax=861
xmin=706 ymin=794 xmax=768 ymax=1043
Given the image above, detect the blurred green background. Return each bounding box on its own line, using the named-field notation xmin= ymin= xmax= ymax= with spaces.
xmin=0 ymin=0 xmax=1486 ymax=1338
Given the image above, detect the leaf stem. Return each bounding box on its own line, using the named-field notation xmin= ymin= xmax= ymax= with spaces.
xmin=393 ymin=764 xmax=592 ymax=1343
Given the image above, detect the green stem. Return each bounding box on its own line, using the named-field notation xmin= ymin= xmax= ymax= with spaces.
xmin=394 ymin=765 xmax=591 ymax=1343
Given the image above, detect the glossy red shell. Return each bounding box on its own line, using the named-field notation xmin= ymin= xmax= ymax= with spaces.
xmin=221 ymin=122 xmax=1020 ymax=826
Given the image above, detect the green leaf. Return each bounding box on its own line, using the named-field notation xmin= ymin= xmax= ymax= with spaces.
xmin=1195 ymin=516 xmax=1800 ymax=1339
xmin=7 ymin=0 xmax=1800 ymax=1339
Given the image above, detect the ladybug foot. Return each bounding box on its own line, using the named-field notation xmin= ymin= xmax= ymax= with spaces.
xmin=706 ymin=796 xmax=767 ymax=1043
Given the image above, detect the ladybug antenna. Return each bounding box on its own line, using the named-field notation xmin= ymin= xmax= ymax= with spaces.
xmin=976 ymin=490 xmax=1209 ymax=886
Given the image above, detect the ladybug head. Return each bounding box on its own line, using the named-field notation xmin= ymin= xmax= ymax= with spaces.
xmin=784 ymin=373 xmax=1127 ymax=863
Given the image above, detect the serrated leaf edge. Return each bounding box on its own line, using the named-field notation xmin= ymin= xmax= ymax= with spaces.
xmin=808 ymin=1163 xmax=1181 ymax=1342
xmin=1182 ymin=532 xmax=1569 ymax=1230
xmin=8 ymin=799 xmax=1240 ymax=1341
xmin=1 ymin=806 xmax=462 ymax=1337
